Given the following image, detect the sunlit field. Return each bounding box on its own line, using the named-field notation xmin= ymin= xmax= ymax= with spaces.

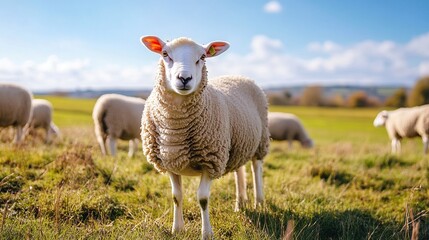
xmin=0 ymin=96 xmax=428 ymax=239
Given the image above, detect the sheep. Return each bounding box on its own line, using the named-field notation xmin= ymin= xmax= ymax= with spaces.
xmin=92 ymin=93 xmax=145 ymax=157
xmin=373 ymin=105 xmax=429 ymax=154
xmin=25 ymin=99 xmax=60 ymax=143
xmin=268 ymin=112 xmax=314 ymax=148
xmin=0 ymin=83 xmax=32 ymax=143
xmin=140 ymin=36 xmax=270 ymax=239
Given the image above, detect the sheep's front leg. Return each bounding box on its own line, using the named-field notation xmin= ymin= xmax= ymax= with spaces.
xmin=169 ymin=172 xmax=184 ymax=233
xmin=128 ymin=139 xmax=138 ymax=157
xmin=198 ymin=171 xmax=213 ymax=239
xmin=391 ymin=138 xmax=401 ymax=154
xmin=107 ymin=136 xmax=117 ymax=156
xmin=423 ymin=136 xmax=429 ymax=154
xmin=251 ymin=159 xmax=264 ymax=208
xmin=45 ymin=126 xmax=52 ymax=143
xmin=234 ymin=165 xmax=248 ymax=211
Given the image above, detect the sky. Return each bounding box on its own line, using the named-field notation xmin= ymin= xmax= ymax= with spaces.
xmin=0 ymin=0 xmax=428 ymax=91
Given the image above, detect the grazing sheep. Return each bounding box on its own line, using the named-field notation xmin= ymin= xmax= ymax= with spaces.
xmin=0 ymin=83 xmax=32 ymax=143
xmin=268 ymin=112 xmax=314 ymax=148
xmin=373 ymin=105 xmax=429 ymax=154
xmin=92 ymin=94 xmax=145 ymax=157
xmin=25 ymin=99 xmax=60 ymax=143
xmin=140 ymin=36 xmax=269 ymax=239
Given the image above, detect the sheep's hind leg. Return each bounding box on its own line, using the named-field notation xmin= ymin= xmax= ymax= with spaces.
xmin=13 ymin=126 xmax=23 ymax=144
xmin=234 ymin=165 xmax=248 ymax=211
xmin=107 ymin=136 xmax=117 ymax=156
xmin=251 ymin=159 xmax=264 ymax=208
xmin=128 ymin=139 xmax=138 ymax=157
xmin=169 ymin=172 xmax=184 ymax=233
xmin=96 ymin=134 xmax=107 ymax=155
xmin=198 ymin=171 xmax=213 ymax=239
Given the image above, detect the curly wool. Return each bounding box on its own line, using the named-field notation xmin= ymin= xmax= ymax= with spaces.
xmin=141 ymin=60 xmax=270 ymax=179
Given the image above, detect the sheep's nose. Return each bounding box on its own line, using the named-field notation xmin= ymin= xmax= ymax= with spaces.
xmin=177 ymin=74 xmax=192 ymax=85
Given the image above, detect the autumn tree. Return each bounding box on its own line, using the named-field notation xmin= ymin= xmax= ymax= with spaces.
xmin=300 ymin=85 xmax=324 ymax=106
xmin=408 ymin=76 xmax=429 ymax=107
xmin=384 ymin=88 xmax=407 ymax=108
xmin=348 ymin=91 xmax=380 ymax=107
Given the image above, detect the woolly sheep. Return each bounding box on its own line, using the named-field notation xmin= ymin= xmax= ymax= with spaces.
xmin=0 ymin=83 xmax=32 ymax=143
xmin=140 ymin=36 xmax=270 ymax=239
xmin=373 ymin=105 xmax=429 ymax=154
xmin=92 ymin=93 xmax=145 ymax=157
xmin=268 ymin=112 xmax=314 ymax=148
xmin=25 ymin=99 xmax=60 ymax=143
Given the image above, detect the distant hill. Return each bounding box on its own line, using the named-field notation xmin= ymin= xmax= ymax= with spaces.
xmin=264 ymin=85 xmax=407 ymax=101
xmin=35 ymin=85 xmax=406 ymax=100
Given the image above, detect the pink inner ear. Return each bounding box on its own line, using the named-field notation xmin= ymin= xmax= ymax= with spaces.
xmin=144 ymin=37 xmax=163 ymax=52
xmin=206 ymin=42 xmax=227 ymax=56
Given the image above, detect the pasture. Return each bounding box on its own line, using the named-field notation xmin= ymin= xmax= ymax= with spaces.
xmin=0 ymin=96 xmax=428 ymax=239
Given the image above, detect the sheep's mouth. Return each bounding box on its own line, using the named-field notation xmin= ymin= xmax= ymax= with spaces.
xmin=177 ymin=85 xmax=191 ymax=91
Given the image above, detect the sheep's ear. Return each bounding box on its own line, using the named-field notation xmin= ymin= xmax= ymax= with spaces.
xmin=141 ymin=36 xmax=165 ymax=54
xmin=204 ymin=41 xmax=229 ymax=57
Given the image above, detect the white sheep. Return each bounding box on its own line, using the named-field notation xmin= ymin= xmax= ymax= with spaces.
xmin=140 ymin=36 xmax=270 ymax=239
xmin=0 ymin=83 xmax=32 ymax=143
xmin=25 ymin=99 xmax=60 ymax=143
xmin=373 ymin=105 xmax=429 ymax=154
xmin=268 ymin=112 xmax=314 ymax=148
xmin=92 ymin=93 xmax=145 ymax=157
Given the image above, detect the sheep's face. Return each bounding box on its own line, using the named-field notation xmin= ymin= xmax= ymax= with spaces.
xmin=373 ymin=110 xmax=388 ymax=127
xmin=301 ymin=139 xmax=314 ymax=148
xmin=141 ymin=36 xmax=229 ymax=96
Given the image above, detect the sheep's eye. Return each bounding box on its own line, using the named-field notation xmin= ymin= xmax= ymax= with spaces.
xmin=196 ymin=54 xmax=206 ymax=64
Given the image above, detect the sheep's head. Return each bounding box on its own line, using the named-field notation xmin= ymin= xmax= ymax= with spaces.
xmin=373 ymin=110 xmax=388 ymax=127
xmin=141 ymin=36 xmax=229 ymax=96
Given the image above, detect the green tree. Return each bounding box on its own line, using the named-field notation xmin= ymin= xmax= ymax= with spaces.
xmin=384 ymin=88 xmax=407 ymax=108
xmin=408 ymin=76 xmax=429 ymax=106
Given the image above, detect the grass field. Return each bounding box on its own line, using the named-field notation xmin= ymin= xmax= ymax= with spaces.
xmin=0 ymin=96 xmax=428 ymax=239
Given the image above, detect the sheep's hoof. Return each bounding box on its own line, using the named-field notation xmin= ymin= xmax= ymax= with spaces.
xmin=254 ymin=201 xmax=265 ymax=210
xmin=234 ymin=200 xmax=248 ymax=212
xmin=202 ymin=230 xmax=214 ymax=240
xmin=172 ymin=225 xmax=184 ymax=234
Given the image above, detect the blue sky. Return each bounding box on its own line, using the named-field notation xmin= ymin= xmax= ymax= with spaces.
xmin=0 ymin=0 xmax=428 ymax=91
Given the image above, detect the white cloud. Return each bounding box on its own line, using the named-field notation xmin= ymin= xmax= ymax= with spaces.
xmin=0 ymin=55 xmax=157 ymax=91
xmin=2 ymin=33 xmax=429 ymax=91
xmin=407 ymin=33 xmax=429 ymax=57
xmin=419 ymin=62 xmax=429 ymax=76
xmin=264 ymin=1 xmax=282 ymax=13
xmin=308 ymin=41 xmax=342 ymax=53
xmin=209 ymin=33 xmax=429 ymax=87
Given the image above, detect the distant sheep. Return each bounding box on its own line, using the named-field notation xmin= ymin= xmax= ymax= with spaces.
xmin=0 ymin=83 xmax=32 ymax=143
xmin=373 ymin=105 xmax=429 ymax=154
xmin=140 ymin=36 xmax=269 ymax=239
xmin=268 ymin=112 xmax=314 ymax=148
xmin=25 ymin=99 xmax=60 ymax=143
xmin=92 ymin=94 xmax=145 ymax=157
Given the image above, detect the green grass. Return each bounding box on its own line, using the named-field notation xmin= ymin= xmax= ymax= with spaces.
xmin=0 ymin=97 xmax=428 ymax=239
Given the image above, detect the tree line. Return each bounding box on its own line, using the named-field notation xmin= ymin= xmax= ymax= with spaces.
xmin=267 ymin=76 xmax=429 ymax=108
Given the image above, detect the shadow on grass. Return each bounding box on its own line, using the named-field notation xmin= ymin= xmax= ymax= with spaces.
xmin=245 ymin=201 xmax=428 ymax=240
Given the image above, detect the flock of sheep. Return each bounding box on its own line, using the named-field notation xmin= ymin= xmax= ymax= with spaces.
xmin=1 ymin=35 xmax=428 ymax=239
